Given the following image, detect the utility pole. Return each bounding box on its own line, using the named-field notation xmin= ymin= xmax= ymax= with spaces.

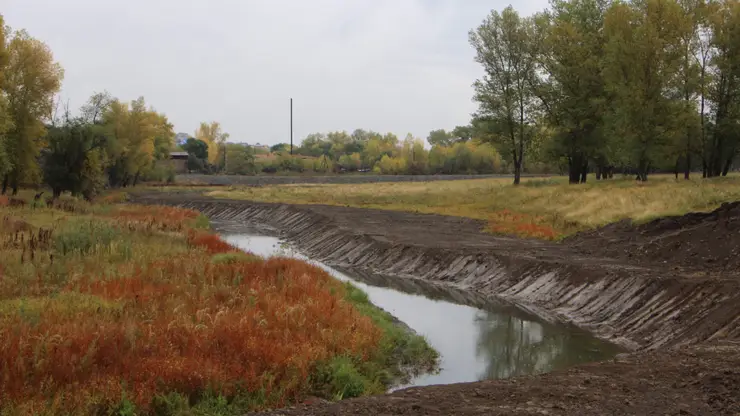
xmin=290 ymin=98 xmax=293 ymax=155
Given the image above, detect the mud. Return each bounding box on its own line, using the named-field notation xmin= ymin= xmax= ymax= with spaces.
xmin=130 ymin=192 xmax=740 ymax=415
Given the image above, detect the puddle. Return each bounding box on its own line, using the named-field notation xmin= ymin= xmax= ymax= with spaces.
xmin=223 ymin=234 xmax=623 ymax=389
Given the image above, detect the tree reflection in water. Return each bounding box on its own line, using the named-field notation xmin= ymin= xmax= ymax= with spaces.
xmin=474 ymin=311 xmax=621 ymax=381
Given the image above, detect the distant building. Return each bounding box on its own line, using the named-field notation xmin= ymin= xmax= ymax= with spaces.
xmin=168 ymin=151 xmax=189 ymax=173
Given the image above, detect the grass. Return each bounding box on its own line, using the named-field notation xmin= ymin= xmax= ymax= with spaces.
xmin=203 ymin=174 xmax=740 ymax=239
xmin=0 ymin=193 xmax=437 ymax=415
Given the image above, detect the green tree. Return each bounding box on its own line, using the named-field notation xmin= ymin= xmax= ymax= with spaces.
xmin=0 ymin=15 xmax=12 ymax=180
xmin=42 ymin=115 xmax=107 ymax=200
xmin=534 ymin=0 xmax=609 ymax=183
xmin=470 ymin=6 xmax=539 ymax=185
xmin=706 ymin=0 xmax=740 ymax=176
xmin=2 ymin=28 xmax=64 ymax=194
xmin=270 ymin=143 xmax=290 ymax=153
xmin=225 ymin=143 xmax=256 ymax=175
xmin=602 ymin=0 xmax=686 ymax=181
xmin=183 ymin=137 xmax=209 ymax=161
xmin=452 ymin=125 xmax=474 ymax=142
xmin=427 ymin=129 xmax=454 ymax=146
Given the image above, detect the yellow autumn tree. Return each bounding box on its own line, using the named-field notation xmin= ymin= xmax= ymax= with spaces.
xmin=102 ymin=97 xmax=166 ymax=186
xmin=1 ymin=28 xmax=63 ymax=194
xmin=195 ymin=121 xmax=229 ymax=166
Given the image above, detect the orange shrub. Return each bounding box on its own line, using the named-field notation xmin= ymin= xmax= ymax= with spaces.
xmin=187 ymin=230 xmax=239 ymax=253
xmin=488 ymin=209 xmax=559 ymax=240
xmin=0 ymin=252 xmax=381 ymax=413
xmin=0 ymin=195 xmax=8 ymax=207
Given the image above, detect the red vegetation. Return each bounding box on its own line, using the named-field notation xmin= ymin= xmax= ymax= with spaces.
xmin=187 ymin=230 xmax=240 ymax=253
xmin=0 ymin=224 xmax=380 ymax=413
xmin=0 ymin=196 xmax=8 ymax=207
xmin=488 ymin=209 xmax=559 ymax=240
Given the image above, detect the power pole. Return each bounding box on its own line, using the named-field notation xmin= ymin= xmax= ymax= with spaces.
xmin=290 ymin=98 xmax=293 ymax=155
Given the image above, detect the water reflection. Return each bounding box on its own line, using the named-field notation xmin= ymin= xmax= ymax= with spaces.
xmin=222 ymin=233 xmax=622 ymax=389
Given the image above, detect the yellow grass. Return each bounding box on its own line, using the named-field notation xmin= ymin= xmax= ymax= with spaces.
xmin=206 ymin=174 xmax=740 ymax=239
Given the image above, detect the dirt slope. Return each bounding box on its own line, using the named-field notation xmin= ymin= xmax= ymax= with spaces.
xmin=131 ymin=192 xmax=740 ymax=415
xmin=566 ymin=201 xmax=740 ymax=275
xmin=251 ymin=342 xmax=740 ymax=416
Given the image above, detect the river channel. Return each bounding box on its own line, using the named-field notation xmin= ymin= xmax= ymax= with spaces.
xmin=222 ymin=233 xmax=623 ymax=390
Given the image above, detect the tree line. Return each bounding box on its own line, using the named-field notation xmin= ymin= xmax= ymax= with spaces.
xmin=264 ymin=129 xmax=508 ymax=175
xmin=0 ymin=14 xmax=231 ymax=199
xmin=468 ymin=0 xmax=740 ymax=184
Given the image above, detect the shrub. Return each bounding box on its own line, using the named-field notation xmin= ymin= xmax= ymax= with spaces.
xmin=54 ymin=219 xmax=121 ymax=256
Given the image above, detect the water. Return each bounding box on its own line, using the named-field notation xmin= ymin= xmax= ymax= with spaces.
xmin=223 ymin=234 xmax=623 ymax=389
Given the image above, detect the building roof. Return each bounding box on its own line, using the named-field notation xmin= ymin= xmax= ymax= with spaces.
xmin=170 ymin=151 xmax=189 ymax=157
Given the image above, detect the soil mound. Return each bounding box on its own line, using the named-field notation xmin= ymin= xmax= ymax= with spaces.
xmin=566 ymin=201 xmax=740 ymax=274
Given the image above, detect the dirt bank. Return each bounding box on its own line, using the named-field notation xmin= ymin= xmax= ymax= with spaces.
xmin=249 ymin=341 xmax=740 ymax=416
xmin=130 ymin=192 xmax=740 ymax=415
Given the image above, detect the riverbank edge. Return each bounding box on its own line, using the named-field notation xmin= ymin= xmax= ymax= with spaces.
xmin=214 ymin=222 xmax=442 ymax=398
xmin=137 ymin=196 xmax=740 ymax=353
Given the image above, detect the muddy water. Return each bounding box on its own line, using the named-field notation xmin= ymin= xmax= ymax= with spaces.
xmin=223 ymin=234 xmax=623 ymax=389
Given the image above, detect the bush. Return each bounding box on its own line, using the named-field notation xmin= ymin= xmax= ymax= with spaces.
xmin=54 ymin=219 xmax=121 ymax=256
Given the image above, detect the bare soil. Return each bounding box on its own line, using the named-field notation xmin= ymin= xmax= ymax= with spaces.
xmin=130 ymin=191 xmax=740 ymax=415
xmin=252 ymin=341 xmax=740 ymax=416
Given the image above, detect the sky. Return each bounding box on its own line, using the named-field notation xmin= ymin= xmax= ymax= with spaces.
xmin=3 ymin=0 xmax=549 ymax=146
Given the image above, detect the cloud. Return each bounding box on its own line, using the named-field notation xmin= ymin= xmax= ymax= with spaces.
xmin=3 ymin=0 xmax=549 ymax=144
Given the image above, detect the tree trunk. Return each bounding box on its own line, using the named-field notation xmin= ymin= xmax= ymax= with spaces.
xmin=580 ymin=160 xmax=588 ymax=183
xmin=1 ymin=175 xmax=7 ymax=195
xmin=513 ymin=161 xmax=521 ymax=186
xmin=684 ymin=151 xmax=691 ymax=180
xmin=53 ymin=188 xmax=62 ymax=200
xmin=722 ymin=155 xmax=734 ymax=176
xmin=568 ymin=154 xmax=583 ymax=184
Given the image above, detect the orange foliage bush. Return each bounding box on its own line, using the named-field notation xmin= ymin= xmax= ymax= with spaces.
xmin=489 ymin=209 xmax=558 ymax=240
xmin=0 ymin=195 xmax=8 ymax=207
xmin=187 ymin=230 xmax=239 ymax=253
xmin=0 ymin=253 xmax=381 ymax=413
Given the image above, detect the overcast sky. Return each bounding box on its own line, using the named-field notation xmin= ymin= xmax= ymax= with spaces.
xmin=4 ymin=0 xmax=548 ymax=145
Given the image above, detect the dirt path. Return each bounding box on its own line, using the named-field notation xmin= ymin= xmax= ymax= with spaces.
xmin=131 ymin=191 xmax=740 ymax=415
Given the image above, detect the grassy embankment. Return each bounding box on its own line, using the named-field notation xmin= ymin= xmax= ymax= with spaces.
xmin=0 ymin=194 xmax=437 ymax=415
xmin=203 ymin=174 xmax=740 ymax=239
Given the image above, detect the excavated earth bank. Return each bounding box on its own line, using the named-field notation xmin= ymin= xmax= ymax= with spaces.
xmin=132 ymin=193 xmax=740 ymax=415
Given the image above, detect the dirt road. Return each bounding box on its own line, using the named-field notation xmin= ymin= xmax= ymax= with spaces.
xmin=131 ymin=191 xmax=740 ymax=415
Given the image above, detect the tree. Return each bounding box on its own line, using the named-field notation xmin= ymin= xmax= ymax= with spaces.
xmin=2 ymin=29 xmax=64 ymax=194
xmin=706 ymin=0 xmax=740 ymax=177
xmin=183 ymin=137 xmax=209 ymax=161
xmin=225 ymin=143 xmax=255 ymax=175
xmin=534 ymin=0 xmax=609 ymax=183
xmin=0 ymin=16 xmax=12 ymax=181
xmin=80 ymin=91 xmax=113 ymax=125
xmin=270 ymin=143 xmax=290 ymax=153
xmin=452 ymin=125 xmax=474 ymax=142
xmin=427 ymin=129 xmax=454 ymax=147
xmin=195 ymin=121 xmax=229 ymax=166
xmin=42 ymin=115 xmax=106 ymax=199
xmin=602 ymin=0 xmax=686 ymax=181
xmin=470 ymin=6 xmax=539 ymax=185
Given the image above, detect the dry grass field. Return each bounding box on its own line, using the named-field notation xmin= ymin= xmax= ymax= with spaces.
xmin=206 ymin=174 xmax=740 ymax=239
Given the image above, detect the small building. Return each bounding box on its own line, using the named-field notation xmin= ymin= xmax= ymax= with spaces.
xmin=168 ymin=151 xmax=189 ymax=174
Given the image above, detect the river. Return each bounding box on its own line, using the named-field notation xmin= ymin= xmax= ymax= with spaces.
xmin=223 ymin=233 xmax=623 ymax=390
